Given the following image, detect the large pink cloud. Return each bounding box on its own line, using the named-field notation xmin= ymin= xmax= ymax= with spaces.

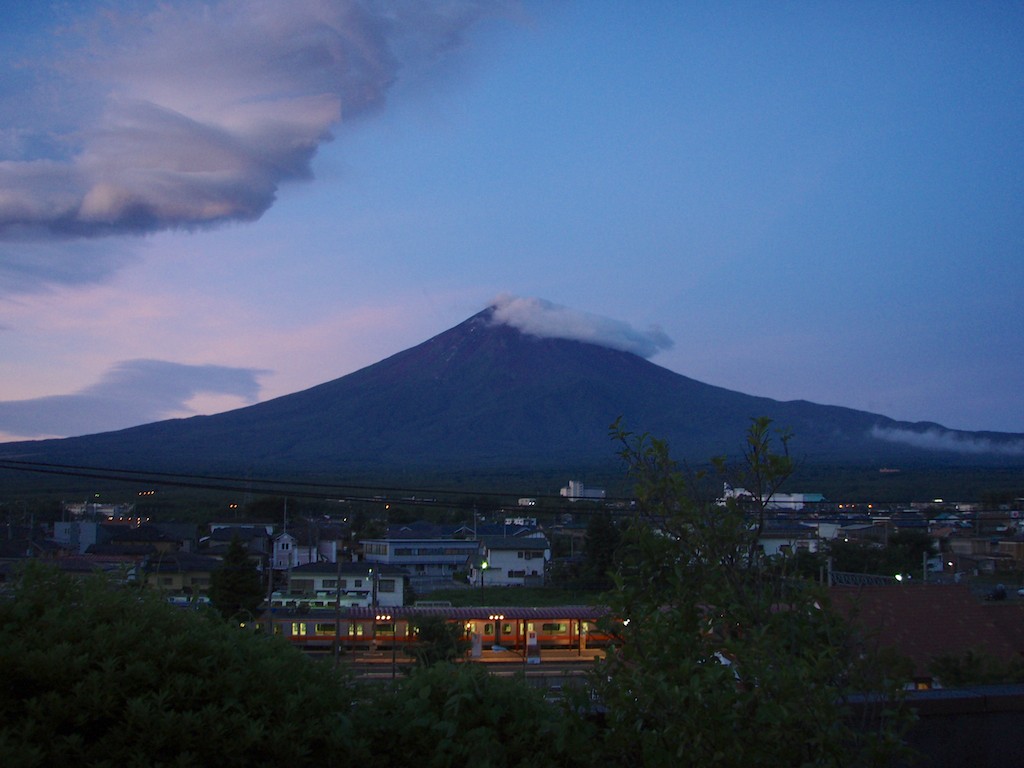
xmin=0 ymin=0 xmax=500 ymax=243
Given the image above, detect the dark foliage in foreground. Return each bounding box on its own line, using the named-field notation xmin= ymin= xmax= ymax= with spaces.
xmin=0 ymin=565 xmax=589 ymax=768
xmin=589 ymin=418 xmax=913 ymax=766
xmin=0 ymin=564 xmax=365 ymax=767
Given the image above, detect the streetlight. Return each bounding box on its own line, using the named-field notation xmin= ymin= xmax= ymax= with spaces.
xmin=480 ymin=560 xmax=488 ymax=590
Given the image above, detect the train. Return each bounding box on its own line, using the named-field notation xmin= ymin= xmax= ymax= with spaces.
xmin=245 ymin=604 xmax=615 ymax=654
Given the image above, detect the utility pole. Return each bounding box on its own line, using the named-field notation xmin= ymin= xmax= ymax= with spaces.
xmin=264 ymin=554 xmax=274 ymax=637
xmin=334 ymin=556 xmax=343 ymax=667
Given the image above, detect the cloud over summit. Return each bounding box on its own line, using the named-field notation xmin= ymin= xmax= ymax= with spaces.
xmin=490 ymin=295 xmax=673 ymax=359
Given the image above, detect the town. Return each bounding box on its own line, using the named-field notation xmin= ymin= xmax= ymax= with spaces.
xmin=5 ymin=479 xmax=1024 ymax=683
xmin=4 ymin=461 xmax=1024 ymax=767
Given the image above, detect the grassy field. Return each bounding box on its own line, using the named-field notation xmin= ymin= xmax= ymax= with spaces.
xmin=417 ymin=586 xmax=606 ymax=607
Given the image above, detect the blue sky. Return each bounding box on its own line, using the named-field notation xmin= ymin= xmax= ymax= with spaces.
xmin=1 ymin=0 xmax=1022 ymax=444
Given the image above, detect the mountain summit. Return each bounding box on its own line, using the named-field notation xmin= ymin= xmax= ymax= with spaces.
xmin=3 ymin=304 xmax=1023 ymax=477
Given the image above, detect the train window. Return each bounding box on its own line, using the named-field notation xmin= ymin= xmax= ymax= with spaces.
xmin=291 ymin=622 xmax=307 ymax=636
xmin=541 ymin=623 xmax=563 ymax=633
xmin=377 ymin=623 xmax=395 ymax=634
xmin=349 ymin=624 xmax=364 ymax=637
xmin=314 ymin=623 xmax=335 ymax=635
xmin=484 ymin=623 xmax=494 ymax=634
xmin=502 ymin=623 xmax=512 ymax=635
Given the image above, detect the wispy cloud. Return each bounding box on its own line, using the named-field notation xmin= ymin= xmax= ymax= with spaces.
xmin=871 ymin=425 xmax=1024 ymax=457
xmin=0 ymin=241 xmax=138 ymax=295
xmin=0 ymin=359 xmax=266 ymax=440
xmin=490 ymin=295 xmax=673 ymax=358
xmin=0 ymin=0 xmax=499 ymax=283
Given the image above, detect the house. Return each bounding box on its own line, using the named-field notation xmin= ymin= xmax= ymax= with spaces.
xmin=55 ymin=521 xmax=182 ymax=556
xmin=144 ymin=551 xmax=223 ymax=596
xmin=202 ymin=525 xmax=272 ymax=564
xmin=947 ymin=535 xmax=1016 ymax=575
xmin=271 ymin=561 xmax=407 ymax=609
xmin=271 ymin=520 xmax=347 ymax=569
xmin=470 ymin=535 xmax=550 ymax=587
xmin=757 ymin=524 xmax=820 ymax=558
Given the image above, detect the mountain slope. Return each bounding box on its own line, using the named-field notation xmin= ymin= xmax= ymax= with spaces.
xmin=2 ymin=307 xmax=1022 ymax=476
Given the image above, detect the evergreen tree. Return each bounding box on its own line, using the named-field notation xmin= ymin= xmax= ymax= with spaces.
xmin=209 ymin=536 xmax=264 ymax=621
xmin=582 ymin=511 xmax=621 ymax=590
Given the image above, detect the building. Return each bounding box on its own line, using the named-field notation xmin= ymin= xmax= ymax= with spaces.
xmin=560 ymin=480 xmax=605 ymax=501
xmin=143 ymin=551 xmax=222 ymax=597
xmin=470 ymin=535 xmax=550 ymax=587
xmin=757 ymin=524 xmax=820 ymax=557
xmin=272 ymin=561 xmax=406 ymax=609
xmin=720 ymin=484 xmax=825 ymax=511
xmin=271 ymin=521 xmax=347 ymax=570
xmin=361 ymin=532 xmax=480 ymax=592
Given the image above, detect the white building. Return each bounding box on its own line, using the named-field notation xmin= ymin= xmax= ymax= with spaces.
xmin=720 ymin=484 xmax=825 ymax=511
xmin=560 ymin=480 xmax=606 ymax=501
xmin=361 ymin=534 xmax=480 ymax=592
xmin=272 ymin=561 xmax=406 ymax=609
xmin=271 ymin=525 xmax=344 ymax=570
xmin=470 ymin=535 xmax=550 ymax=587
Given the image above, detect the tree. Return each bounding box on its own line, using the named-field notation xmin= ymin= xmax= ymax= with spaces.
xmin=0 ymin=562 xmax=366 ymax=767
xmin=582 ymin=511 xmax=621 ymax=590
xmin=209 ymin=536 xmax=264 ymax=621
xmin=590 ymin=418 xmax=909 ymax=767
xmin=930 ymin=649 xmax=1024 ymax=687
xmin=357 ymin=662 xmax=595 ymax=767
xmin=829 ymin=530 xmax=934 ymax=578
xmin=411 ymin=614 xmax=470 ymax=666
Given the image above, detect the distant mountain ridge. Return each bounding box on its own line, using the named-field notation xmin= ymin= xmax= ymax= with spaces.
xmin=2 ymin=306 xmax=1022 ymax=478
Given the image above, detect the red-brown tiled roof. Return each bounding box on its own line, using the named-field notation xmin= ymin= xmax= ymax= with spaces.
xmin=830 ymin=584 xmax=1024 ymax=677
xmin=345 ymin=605 xmax=608 ymax=621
